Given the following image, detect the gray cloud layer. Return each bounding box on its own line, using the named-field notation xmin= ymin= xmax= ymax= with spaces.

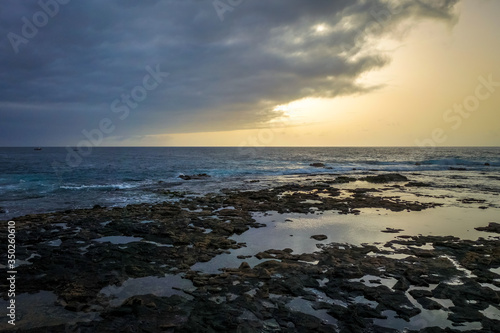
xmin=0 ymin=0 xmax=459 ymax=145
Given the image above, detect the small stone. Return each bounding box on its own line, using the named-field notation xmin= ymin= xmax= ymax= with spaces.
xmin=145 ymin=301 xmax=157 ymax=308
xmin=239 ymin=262 xmax=251 ymax=270
xmin=381 ymin=228 xmax=404 ymax=233
xmin=310 ymin=234 xmax=328 ymax=241
xmin=393 ymin=277 xmax=410 ymax=291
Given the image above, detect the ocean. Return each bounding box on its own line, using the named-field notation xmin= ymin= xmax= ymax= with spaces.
xmin=0 ymin=147 xmax=499 ymax=219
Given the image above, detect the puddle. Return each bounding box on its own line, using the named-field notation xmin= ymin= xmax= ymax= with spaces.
xmin=441 ymin=255 xmax=477 ymax=279
xmin=351 ymin=296 xmax=378 ymax=308
xmin=481 ymin=305 xmax=500 ymax=320
xmin=141 ymin=240 xmax=174 ymax=247
xmin=490 ymin=267 xmax=500 ymax=275
xmin=304 ymin=288 xmax=348 ymax=307
xmin=0 ymin=291 xmax=99 ymax=331
xmin=99 ymin=274 xmax=195 ymax=307
xmin=92 ymin=236 xmax=143 ymax=244
xmin=367 ymin=252 xmax=411 ymax=260
xmin=46 ymin=239 xmax=62 ymax=247
xmin=428 ymin=297 xmax=453 ymax=309
xmin=16 ymin=253 xmax=41 ymax=267
xmin=479 ymin=283 xmax=500 ymax=291
xmin=231 ymin=206 xmax=500 ymax=256
xmin=374 ymin=309 xmax=482 ymax=331
xmin=300 ymin=199 xmax=323 ymax=204
xmin=190 ymin=248 xmax=277 ymax=274
xmin=286 ymin=297 xmax=338 ymax=327
xmin=348 ymin=274 xmax=398 ymax=289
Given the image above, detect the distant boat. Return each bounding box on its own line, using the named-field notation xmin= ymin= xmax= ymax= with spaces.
xmin=34 ymin=147 xmax=42 ymax=151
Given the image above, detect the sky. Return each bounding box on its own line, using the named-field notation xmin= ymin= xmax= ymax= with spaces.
xmin=0 ymin=0 xmax=499 ymax=147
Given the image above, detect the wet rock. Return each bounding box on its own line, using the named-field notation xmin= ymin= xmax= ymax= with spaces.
xmin=239 ymin=262 xmax=251 ymax=270
xmin=179 ymin=173 xmax=210 ymax=180
xmin=460 ymin=198 xmax=486 ymax=204
xmin=3 ymin=176 xmax=497 ymax=333
xmin=448 ymin=306 xmax=484 ymax=323
xmin=405 ymin=181 xmax=431 ymax=187
xmin=381 ymin=228 xmax=404 ymax=233
xmin=360 ymin=173 xmax=408 ymax=183
xmin=311 ymin=234 xmax=328 ymax=241
xmin=237 ymin=255 xmax=252 ymax=259
xmin=255 ymin=251 xmax=275 ymax=259
xmin=332 ymin=176 xmax=356 ymax=184
xmin=393 ymin=277 xmax=410 ymax=291
xmin=309 ymin=163 xmax=325 ymax=168
xmin=475 ymin=222 xmax=500 ymax=233
xmin=416 ymin=297 xmax=443 ymax=310
xmin=409 ymin=289 xmax=433 ymax=299
xmin=449 ymin=167 xmax=466 ymax=171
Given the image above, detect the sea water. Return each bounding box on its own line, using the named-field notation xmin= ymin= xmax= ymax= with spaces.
xmin=0 ymin=147 xmax=499 ymax=219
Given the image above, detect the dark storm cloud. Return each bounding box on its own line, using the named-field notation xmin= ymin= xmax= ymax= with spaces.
xmin=0 ymin=0 xmax=459 ymax=145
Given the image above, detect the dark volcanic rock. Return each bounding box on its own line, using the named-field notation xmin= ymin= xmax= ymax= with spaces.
xmin=3 ymin=176 xmax=493 ymax=333
xmin=381 ymin=228 xmax=404 ymax=233
xmin=309 ymin=163 xmax=326 ymax=168
xmin=475 ymin=222 xmax=500 ymax=233
xmin=405 ymin=181 xmax=432 ymax=187
xmin=334 ymin=176 xmax=356 ymax=183
xmin=361 ymin=173 xmax=408 ymax=183
xmin=393 ymin=277 xmax=410 ymax=291
xmin=179 ymin=173 xmax=211 ymax=180
xmin=416 ymin=297 xmax=443 ymax=310
xmin=311 ymin=234 xmax=328 ymax=241
xmin=449 ymin=167 xmax=466 ymax=171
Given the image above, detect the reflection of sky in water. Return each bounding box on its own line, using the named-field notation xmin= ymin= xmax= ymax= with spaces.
xmin=93 ymin=236 xmax=143 ymax=244
xmin=191 ymin=205 xmax=500 ymax=274
xmin=100 ymin=274 xmax=194 ymax=307
xmin=0 ymin=291 xmax=99 ymax=331
xmin=191 ymin=204 xmax=500 ymax=331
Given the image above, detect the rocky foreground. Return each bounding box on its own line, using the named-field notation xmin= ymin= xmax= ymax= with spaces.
xmin=1 ymin=174 xmax=499 ymax=332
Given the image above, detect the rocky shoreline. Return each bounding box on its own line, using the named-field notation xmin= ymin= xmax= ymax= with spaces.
xmin=1 ymin=174 xmax=499 ymax=332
